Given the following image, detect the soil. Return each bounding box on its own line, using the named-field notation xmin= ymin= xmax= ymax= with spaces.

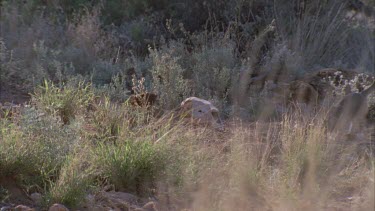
xmin=0 ymin=177 xmax=32 ymax=206
xmin=0 ymin=83 xmax=31 ymax=105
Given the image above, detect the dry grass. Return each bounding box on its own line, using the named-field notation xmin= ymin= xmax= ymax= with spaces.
xmin=157 ymin=112 xmax=374 ymax=211
xmin=0 ymin=0 xmax=375 ymax=210
xmin=1 ymin=82 xmax=374 ymax=210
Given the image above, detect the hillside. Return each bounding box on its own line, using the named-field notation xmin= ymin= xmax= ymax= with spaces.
xmin=0 ymin=1 xmax=375 ymax=210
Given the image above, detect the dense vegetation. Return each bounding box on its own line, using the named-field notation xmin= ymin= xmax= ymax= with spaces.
xmin=0 ymin=0 xmax=374 ymax=210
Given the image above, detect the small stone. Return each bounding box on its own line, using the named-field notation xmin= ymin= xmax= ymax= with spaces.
xmin=142 ymin=201 xmax=159 ymax=211
xmin=1 ymin=206 xmax=13 ymax=211
xmin=14 ymin=205 xmax=35 ymax=211
xmin=48 ymin=203 xmax=69 ymax=211
xmin=30 ymin=193 xmax=42 ymax=204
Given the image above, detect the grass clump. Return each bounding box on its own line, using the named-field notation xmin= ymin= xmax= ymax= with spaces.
xmin=44 ymin=151 xmax=94 ymax=208
xmin=0 ymin=106 xmax=79 ymax=200
xmin=32 ymin=79 xmax=94 ymax=124
xmin=93 ymin=139 xmax=168 ymax=195
xmin=83 ymin=97 xmax=126 ymax=143
xmin=0 ymin=120 xmax=30 ymax=178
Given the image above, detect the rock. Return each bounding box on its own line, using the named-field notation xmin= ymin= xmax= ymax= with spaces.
xmin=180 ymin=97 xmax=223 ymax=130
xmin=1 ymin=206 xmax=13 ymax=211
xmin=30 ymin=193 xmax=42 ymax=205
xmin=142 ymin=201 xmax=159 ymax=211
xmin=87 ymin=191 xmax=141 ymax=210
xmin=48 ymin=203 xmax=69 ymax=211
xmin=14 ymin=205 xmax=35 ymax=211
xmin=99 ymin=191 xmax=139 ymax=204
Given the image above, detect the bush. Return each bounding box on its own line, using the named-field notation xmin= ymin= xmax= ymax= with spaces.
xmin=149 ymin=45 xmax=191 ymax=109
xmin=94 ymin=74 xmax=130 ymax=103
xmin=190 ymin=37 xmax=239 ymax=101
xmin=0 ymin=37 xmax=13 ymax=84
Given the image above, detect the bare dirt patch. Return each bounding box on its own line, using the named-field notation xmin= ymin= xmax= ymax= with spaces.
xmin=0 ymin=84 xmax=31 ymax=105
